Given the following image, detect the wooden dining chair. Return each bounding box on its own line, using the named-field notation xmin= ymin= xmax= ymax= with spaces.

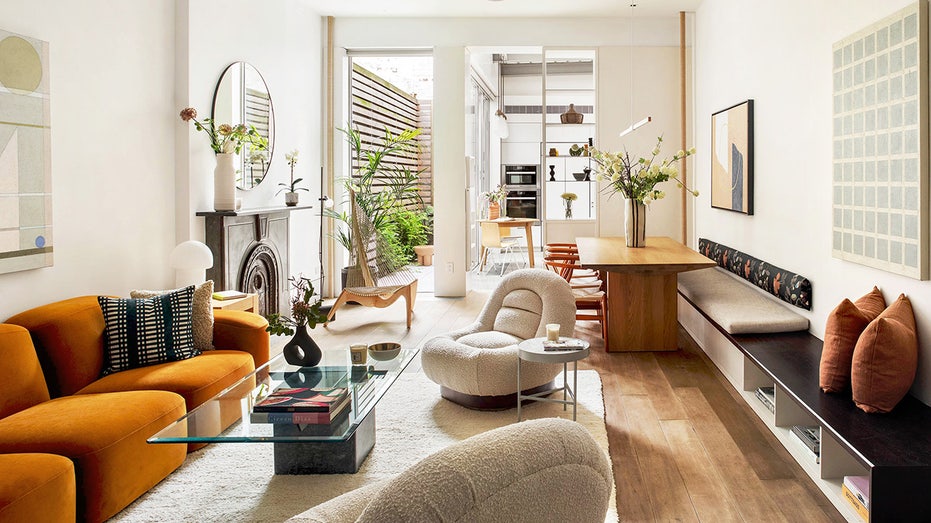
xmin=543 ymin=254 xmax=607 ymax=339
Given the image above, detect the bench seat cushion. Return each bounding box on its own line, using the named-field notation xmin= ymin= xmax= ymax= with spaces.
xmin=0 ymin=453 xmax=75 ymax=523
xmin=678 ymin=268 xmax=809 ymax=334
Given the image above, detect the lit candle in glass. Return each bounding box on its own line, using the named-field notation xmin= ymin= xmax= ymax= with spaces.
xmin=546 ymin=323 xmax=560 ymax=342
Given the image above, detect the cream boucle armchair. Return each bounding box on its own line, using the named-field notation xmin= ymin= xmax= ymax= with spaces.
xmin=421 ymin=269 xmax=576 ymax=409
xmin=294 ymin=418 xmax=613 ymax=523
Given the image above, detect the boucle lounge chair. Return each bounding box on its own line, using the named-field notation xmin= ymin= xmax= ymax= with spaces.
xmin=421 ymin=268 xmax=576 ymax=409
xmin=293 ymin=417 xmax=613 ymax=523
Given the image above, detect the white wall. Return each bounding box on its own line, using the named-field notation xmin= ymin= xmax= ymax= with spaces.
xmin=181 ymin=0 xmax=324 ymax=285
xmin=0 ymin=0 xmax=176 ymax=319
xmin=694 ymin=0 xmax=931 ymax=404
xmin=333 ymin=16 xmax=683 ymax=295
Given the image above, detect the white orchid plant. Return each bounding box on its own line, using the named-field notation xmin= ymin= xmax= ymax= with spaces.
xmin=277 ymin=149 xmax=308 ymax=195
xmin=591 ymin=136 xmax=698 ymax=204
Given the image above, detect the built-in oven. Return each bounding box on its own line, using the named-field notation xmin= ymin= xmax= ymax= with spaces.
xmin=503 ymin=164 xmax=538 ymax=187
xmin=503 ymin=189 xmax=539 ymax=219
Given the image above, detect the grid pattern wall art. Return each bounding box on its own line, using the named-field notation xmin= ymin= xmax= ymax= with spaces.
xmin=0 ymin=29 xmax=52 ymax=274
xmin=832 ymin=1 xmax=929 ymax=280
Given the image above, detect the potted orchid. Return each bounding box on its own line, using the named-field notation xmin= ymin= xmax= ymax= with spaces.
xmin=591 ymin=136 xmax=697 ymax=247
xmin=277 ymin=150 xmax=308 ymax=207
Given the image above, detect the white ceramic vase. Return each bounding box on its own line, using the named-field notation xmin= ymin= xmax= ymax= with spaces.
xmin=625 ymin=200 xmax=647 ymax=248
xmin=214 ymin=153 xmax=236 ymax=211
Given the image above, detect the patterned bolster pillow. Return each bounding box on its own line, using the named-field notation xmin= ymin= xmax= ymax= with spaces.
xmin=698 ymin=238 xmax=812 ymax=310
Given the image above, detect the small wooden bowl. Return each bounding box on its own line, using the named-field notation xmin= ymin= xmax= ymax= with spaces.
xmin=368 ymin=342 xmax=401 ymax=361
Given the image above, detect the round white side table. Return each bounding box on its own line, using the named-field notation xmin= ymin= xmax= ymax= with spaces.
xmin=517 ymin=337 xmax=590 ymax=421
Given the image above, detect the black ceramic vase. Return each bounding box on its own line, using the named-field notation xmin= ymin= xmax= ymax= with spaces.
xmin=282 ymin=324 xmax=322 ymax=367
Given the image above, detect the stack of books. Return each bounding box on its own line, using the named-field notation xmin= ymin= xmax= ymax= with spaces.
xmin=755 ymin=386 xmax=775 ymax=413
xmin=842 ymin=475 xmax=869 ymax=521
xmin=542 ymin=339 xmax=586 ymax=351
xmin=790 ymin=425 xmax=821 ymax=464
xmin=251 ymin=386 xmax=350 ymax=425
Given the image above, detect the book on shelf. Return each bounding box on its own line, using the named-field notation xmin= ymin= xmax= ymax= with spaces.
xmin=842 ymin=483 xmax=869 ymax=521
xmin=755 ymin=386 xmax=775 ymax=413
xmin=212 ymin=290 xmax=248 ymax=300
xmin=251 ymin=400 xmax=350 ymax=425
xmin=789 ymin=425 xmax=820 ymax=464
xmin=843 ymin=475 xmax=870 ymax=509
xmin=253 ymin=387 xmax=349 ymax=413
xmin=542 ymin=339 xmax=586 ymax=351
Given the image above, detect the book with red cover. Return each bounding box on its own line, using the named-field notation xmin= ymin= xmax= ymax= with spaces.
xmin=250 ymin=398 xmax=350 ymax=424
xmin=253 ymin=387 xmax=349 ymax=413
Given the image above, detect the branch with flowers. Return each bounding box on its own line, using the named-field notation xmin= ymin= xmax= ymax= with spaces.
xmin=481 ymin=185 xmax=509 ymax=204
xmin=591 ymin=136 xmax=698 ymax=204
xmin=179 ymin=107 xmax=268 ymax=155
xmin=265 ymin=275 xmax=327 ymax=336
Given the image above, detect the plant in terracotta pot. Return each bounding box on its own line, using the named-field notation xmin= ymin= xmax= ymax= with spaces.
xmin=266 ymin=276 xmax=328 ymax=366
xmin=591 ymin=136 xmax=697 ymax=247
xmin=277 ymin=150 xmax=308 ymax=206
xmin=481 ymin=185 xmax=508 ymax=220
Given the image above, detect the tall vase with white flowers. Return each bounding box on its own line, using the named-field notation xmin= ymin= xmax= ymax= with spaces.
xmin=591 ymin=136 xmax=698 ymax=247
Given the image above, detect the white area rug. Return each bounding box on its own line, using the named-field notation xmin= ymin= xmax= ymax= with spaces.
xmin=112 ymin=369 xmax=616 ymax=523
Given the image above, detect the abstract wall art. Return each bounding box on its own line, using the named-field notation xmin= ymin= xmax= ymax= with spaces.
xmin=831 ymin=1 xmax=928 ymax=280
xmin=711 ymin=99 xmax=754 ymax=215
xmin=0 ymin=29 xmax=52 ymax=274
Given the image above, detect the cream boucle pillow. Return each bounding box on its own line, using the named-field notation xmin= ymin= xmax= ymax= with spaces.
xmin=131 ymin=280 xmax=214 ymax=351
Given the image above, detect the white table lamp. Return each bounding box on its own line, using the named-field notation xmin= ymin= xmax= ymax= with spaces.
xmin=169 ymin=240 xmax=214 ymax=287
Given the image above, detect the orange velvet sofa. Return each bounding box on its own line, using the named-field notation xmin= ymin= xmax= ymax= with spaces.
xmin=0 ymin=296 xmax=270 ymax=523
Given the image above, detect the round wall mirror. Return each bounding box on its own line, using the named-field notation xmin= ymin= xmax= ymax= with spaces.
xmin=212 ymin=62 xmax=275 ymax=190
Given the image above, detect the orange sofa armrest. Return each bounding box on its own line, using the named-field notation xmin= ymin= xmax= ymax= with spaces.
xmin=212 ymin=310 xmax=270 ymax=367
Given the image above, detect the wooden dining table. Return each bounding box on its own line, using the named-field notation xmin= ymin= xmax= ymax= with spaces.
xmin=478 ymin=218 xmax=537 ymax=269
xmin=576 ymin=236 xmax=715 ymax=352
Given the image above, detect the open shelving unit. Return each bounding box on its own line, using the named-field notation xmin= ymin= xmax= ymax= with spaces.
xmin=541 ymin=48 xmax=598 ymax=242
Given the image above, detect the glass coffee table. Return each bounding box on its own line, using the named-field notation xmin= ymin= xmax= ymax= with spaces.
xmin=149 ymin=347 xmax=418 ymax=474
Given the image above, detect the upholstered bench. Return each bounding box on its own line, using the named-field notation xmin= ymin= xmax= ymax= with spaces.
xmin=678 ymin=267 xmax=809 ymax=334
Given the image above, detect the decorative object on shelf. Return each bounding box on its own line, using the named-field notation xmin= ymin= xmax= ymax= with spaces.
xmin=583 ymin=167 xmax=592 ymax=181
xmin=266 ymin=276 xmax=328 ymax=367
xmin=179 ymin=106 xmax=268 ymax=211
xmin=548 ymin=147 xmax=559 ymax=157
xmin=572 ymin=172 xmax=587 ymax=181
xmin=569 ymin=144 xmax=583 ymax=156
xmin=277 ymin=150 xmax=308 ymax=207
xmin=591 ymin=136 xmax=697 ymax=248
xmin=560 ymin=103 xmax=583 ymax=124
xmin=561 ymin=193 xmax=577 ymax=219
xmin=711 ymin=99 xmax=754 ymax=215
xmin=548 ymin=165 xmax=556 ymax=181
xmin=584 ymin=143 xmax=590 ymax=156
xmin=482 ymin=185 xmax=508 ymax=220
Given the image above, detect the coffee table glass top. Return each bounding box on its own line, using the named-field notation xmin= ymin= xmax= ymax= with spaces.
xmin=149 ymin=348 xmax=418 ymax=444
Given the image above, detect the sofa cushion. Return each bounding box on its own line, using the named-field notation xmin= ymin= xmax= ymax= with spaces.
xmin=0 ymin=390 xmax=186 ymax=522
xmin=132 ymin=280 xmax=214 ymax=352
xmin=6 ymin=296 xmax=107 ymax=397
xmin=852 ymin=294 xmax=919 ymax=414
xmin=492 ymin=289 xmax=544 ymax=340
xmin=98 ymin=286 xmax=199 ymax=376
xmin=819 ymin=287 xmax=885 ymax=393
xmin=677 ymin=267 xmax=809 ymax=334
xmin=0 ymin=453 xmax=75 ymax=523
xmin=0 ymin=324 xmax=51 ymax=418
xmin=77 ymin=350 xmax=255 ymax=413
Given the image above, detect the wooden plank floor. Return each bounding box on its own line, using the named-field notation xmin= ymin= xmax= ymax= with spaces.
xmin=294 ymin=289 xmax=844 ymax=522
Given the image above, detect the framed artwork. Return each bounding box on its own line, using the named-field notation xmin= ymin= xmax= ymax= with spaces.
xmin=711 ymin=99 xmax=754 ymax=215
xmin=0 ymin=29 xmax=52 ymax=274
xmin=831 ymin=1 xmax=928 ymax=280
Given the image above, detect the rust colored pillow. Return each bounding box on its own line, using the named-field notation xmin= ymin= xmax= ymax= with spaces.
xmin=820 ymin=287 xmax=885 ymax=393
xmin=851 ymin=294 xmax=918 ymax=414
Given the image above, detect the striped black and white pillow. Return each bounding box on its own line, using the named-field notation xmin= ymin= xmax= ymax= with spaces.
xmin=98 ymin=285 xmax=200 ymax=375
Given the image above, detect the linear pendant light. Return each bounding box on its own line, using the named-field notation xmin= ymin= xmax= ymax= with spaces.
xmin=620 ymin=3 xmax=651 ymax=138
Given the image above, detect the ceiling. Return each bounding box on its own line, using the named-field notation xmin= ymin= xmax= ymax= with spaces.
xmin=305 ymin=0 xmax=702 ymax=18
